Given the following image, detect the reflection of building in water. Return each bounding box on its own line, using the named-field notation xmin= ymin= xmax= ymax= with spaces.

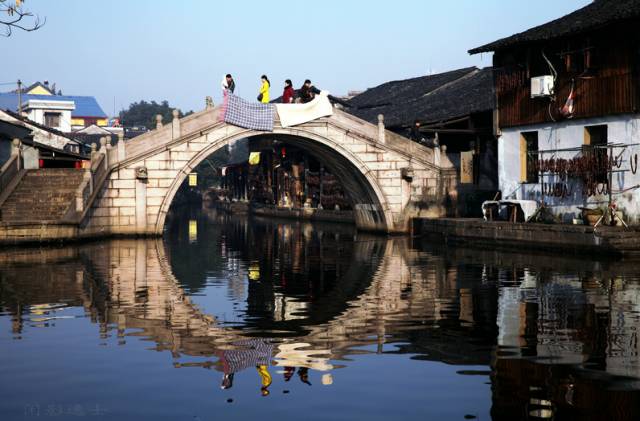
xmin=0 ymin=248 xmax=91 ymax=336
xmin=0 ymin=230 xmax=484 ymax=370
xmin=2 ymin=224 xmax=640 ymax=414
xmin=492 ymin=263 xmax=640 ymax=378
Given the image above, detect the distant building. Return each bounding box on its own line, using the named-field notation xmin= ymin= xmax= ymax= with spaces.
xmin=469 ymin=0 xmax=640 ymax=224
xmin=345 ymin=67 xmax=498 ymax=216
xmin=0 ymin=109 xmax=88 ymax=168
xmin=71 ymin=124 xmax=122 ymax=149
xmin=0 ymin=81 xmax=108 ymax=132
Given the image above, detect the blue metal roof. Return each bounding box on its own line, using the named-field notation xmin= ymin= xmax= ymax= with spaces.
xmin=0 ymin=93 xmax=107 ymax=118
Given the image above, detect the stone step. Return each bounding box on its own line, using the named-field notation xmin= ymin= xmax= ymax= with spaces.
xmin=0 ymin=169 xmax=86 ymax=223
xmin=20 ymin=179 xmax=84 ymax=185
xmin=7 ymin=192 xmax=79 ymax=198
xmin=19 ymin=178 xmax=84 ymax=184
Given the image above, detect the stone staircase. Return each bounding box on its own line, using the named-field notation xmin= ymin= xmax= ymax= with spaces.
xmin=0 ymin=169 xmax=85 ymax=223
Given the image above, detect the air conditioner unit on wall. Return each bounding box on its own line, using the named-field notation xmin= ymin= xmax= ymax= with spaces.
xmin=530 ymin=76 xmax=554 ymax=98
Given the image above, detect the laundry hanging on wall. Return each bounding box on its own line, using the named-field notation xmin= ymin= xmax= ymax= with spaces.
xmin=223 ymin=93 xmax=275 ymax=131
xmin=275 ymin=91 xmax=334 ymax=128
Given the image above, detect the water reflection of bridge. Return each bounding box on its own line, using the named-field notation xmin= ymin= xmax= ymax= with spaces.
xmin=83 ymin=237 xmax=482 ymax=369
xmin=0 ymin=230 xmax=491 ymax=369
xmin=2 ymin=223 xmax=640 ymax=419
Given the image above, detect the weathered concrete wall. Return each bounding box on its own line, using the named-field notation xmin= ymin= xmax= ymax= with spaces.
xmin=78 ymin=108 xmax=455 ymax=235
xmin=414 ymin=217 xmax=640 ymax=255
xmin=0 ymin=222 xmax=78 ymax=244
xmin=499 ymin=114 xmax=640 ymax=224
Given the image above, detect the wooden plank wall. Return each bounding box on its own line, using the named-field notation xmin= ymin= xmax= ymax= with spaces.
xmin=494 ymin=27 xmax=640 ymax=128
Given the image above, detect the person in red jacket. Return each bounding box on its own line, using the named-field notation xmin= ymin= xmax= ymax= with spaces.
xmin=282 ymin=79 xmax=295 ymax=104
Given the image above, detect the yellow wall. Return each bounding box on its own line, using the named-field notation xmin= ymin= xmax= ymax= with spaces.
xmin=71 ymin=118 xmax=109 ymax=127
xmin=27 ymin=86 xmax=53 ymax=95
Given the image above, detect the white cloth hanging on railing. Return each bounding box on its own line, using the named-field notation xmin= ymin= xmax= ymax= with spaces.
xmin=275 ymin=91 xmax=333 ymax=128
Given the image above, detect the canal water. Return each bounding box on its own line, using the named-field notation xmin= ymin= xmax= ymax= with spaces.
xmin=1 ymin=209 xmax=640 ymax=420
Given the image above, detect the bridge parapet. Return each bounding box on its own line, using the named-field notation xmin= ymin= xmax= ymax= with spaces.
xmin=76 ymin=101 xmax=457 ymax=235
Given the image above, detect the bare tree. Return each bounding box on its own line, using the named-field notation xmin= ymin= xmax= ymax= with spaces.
xmin=0 ymin=0 xmax=45 ymax=37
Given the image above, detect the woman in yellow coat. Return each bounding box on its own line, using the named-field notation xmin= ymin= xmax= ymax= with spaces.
xmin=258 ymin=75 xmax=270 ymax=103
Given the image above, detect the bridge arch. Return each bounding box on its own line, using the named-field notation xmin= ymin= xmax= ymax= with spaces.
xmin=156 ymin=128 xmax=395 ymax=233
xmin=79 ymin=107 xmax=453 ymax=236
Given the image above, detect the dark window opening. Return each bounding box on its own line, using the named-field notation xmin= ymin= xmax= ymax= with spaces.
xmin=584 ymin=125 xmax=608 ymax=184
xmin=44 ymin=112 xmax=61 ymax=128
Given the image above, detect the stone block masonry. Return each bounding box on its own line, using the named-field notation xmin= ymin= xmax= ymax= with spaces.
xmin=0 ymin=105 xmax=458 ymax=243
xmin=78 ymin=107 xmax=457 ymax=235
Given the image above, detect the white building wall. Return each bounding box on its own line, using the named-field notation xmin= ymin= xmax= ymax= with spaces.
xmin=58 ymin=110 xmax=72 ymax=132
xmin=499 ymin=114 xmax=640 ymax=224
xmin=24 ymin=100 xmax=74 ymax=132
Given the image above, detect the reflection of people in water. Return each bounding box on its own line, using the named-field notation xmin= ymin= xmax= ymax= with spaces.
xmin=221 ymin=373 xmax=234 ymax=389
xmin=257 ymin=364 xmax=272 ymax=396
xmin=216 ymin=338 xmax=274 ymax=394
xmin=283 ymin=366 xmax=295 ymax=382
xmin=298 ymin=367 xmax=312 ymax=385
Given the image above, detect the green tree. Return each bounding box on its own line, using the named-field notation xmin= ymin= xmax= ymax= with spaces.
xmin=119 ymin=100 xmax=193 ymax=129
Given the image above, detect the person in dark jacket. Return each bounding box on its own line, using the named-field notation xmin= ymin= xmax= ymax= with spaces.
xmin=298 ymin=79 xmax=321 ymax=103
xmin=282 ymin=79 xmax=295 ymax=104
xmin=409 ymin=120 xmax=423 ymax=142
xmin=222 ymin=74 xmax=235 ymax=94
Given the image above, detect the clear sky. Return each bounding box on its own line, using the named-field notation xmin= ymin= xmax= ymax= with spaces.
xmin=2 ymin=0 xmax=590 ymax=116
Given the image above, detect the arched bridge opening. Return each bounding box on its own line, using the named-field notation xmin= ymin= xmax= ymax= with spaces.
xmin=78 ymin=106 xmax=454 ymax=238
xmin=161 ymin=133 xmax=391 ymax=232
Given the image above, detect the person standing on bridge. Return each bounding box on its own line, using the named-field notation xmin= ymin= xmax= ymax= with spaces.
xmin=409 ymin=119 xmax=424 ymax=143
xmin=258 ymin=75 xmax=270 ymax=103
xmin=222 ymin=74 xmax=235 ymax=94
xmin=282 ymin=79 xmax=295 ymax=104
xmin=298 ymin=79 xmax=321 ymax=103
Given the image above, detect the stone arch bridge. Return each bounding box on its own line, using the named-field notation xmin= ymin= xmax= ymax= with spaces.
xmin=76 ymin=105 xmax=456 ymax=235
xmin=0 ymin=104 xmax=456 ymax=238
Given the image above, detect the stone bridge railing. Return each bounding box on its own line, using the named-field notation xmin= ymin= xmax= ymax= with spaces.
xmin=0 ymin=139 xmax=24 ymax=207
xmin=68 ymin=139 xmax=115 ymax=221
xmin=71 ymin=100 xmax=458 ymax=232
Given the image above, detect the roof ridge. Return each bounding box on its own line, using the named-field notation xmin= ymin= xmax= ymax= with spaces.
xmin=379 ymin=66 xmax=478 ymax=87
xmin=469 ymin=0 xmax=640 ymax=54
xmin=419 ymin=68 xmax=479 ymax=99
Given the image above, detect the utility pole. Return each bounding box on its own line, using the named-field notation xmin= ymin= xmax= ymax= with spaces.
xmin=17 ymin=79 xmax=22 ymax=115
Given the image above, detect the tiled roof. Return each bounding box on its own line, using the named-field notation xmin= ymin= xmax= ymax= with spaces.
xmin=0 ymin=93 xmax=107 ymax=118
xmin=345 ymin=67 xmax=494 ymax=128
xmin=469 ymin=0 xmax=640 ymax=54
xmin=348 ymin=67 xmax=477 ymax=110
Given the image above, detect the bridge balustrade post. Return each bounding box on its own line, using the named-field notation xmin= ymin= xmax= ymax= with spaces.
xmin=90 ymin=143 xmax=97 ymax=164
xmin=11 ymin=138 xmax=20 ymax=157
xmin=172 ymin=109 xmax=181 ymax=140
xmin=99 ymin=137 xmax=109 ymax=171
xmin=377 ymin=114 xmax=386 ymax=144
xmin=76 ymin=171 xmax=92 ymax=213
xmin=105 ymin=141 xmax=113 ymax=167
xmin=117 ymin=132 xmax=126 ymax=162
xmin=434 ymin=144 xmax=444 ymax=167
xmin=11 ymin=139 xmax=21 ymax=170
xmin=156 ymin=114 xmax=163 ymax=130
